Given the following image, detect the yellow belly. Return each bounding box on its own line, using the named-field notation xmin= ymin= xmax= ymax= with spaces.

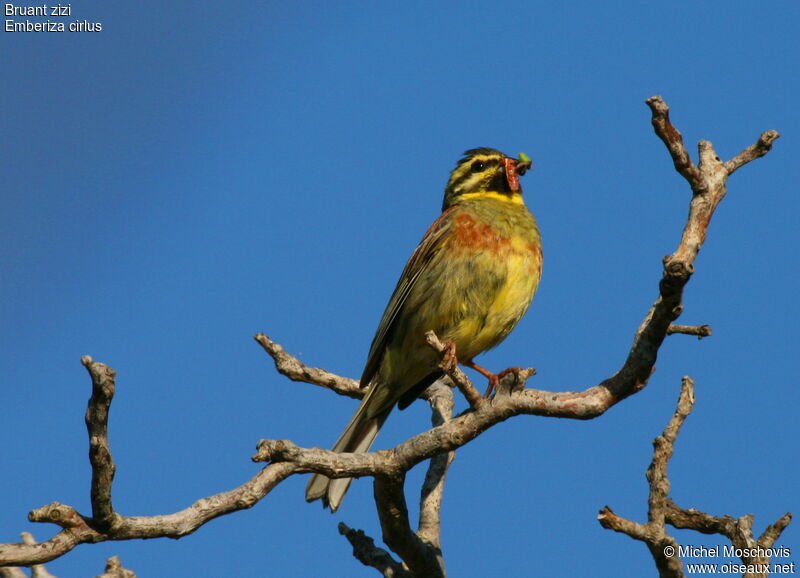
xmin=443 ymin=239 xmax=540 ymax=360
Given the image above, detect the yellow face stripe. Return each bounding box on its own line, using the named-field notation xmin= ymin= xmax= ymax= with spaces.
xmin=448 ymin=154 xmax=501 ymax=185
xmin=456 ymin=191 xmax=525 ymax=205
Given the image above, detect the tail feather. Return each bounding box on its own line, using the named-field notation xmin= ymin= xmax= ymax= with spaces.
xmin=306 ymin=386 xmax=391 ymax=512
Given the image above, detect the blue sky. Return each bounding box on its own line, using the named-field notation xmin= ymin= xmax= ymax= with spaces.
xmin=2 ymin=2 xmax=798 ymax=576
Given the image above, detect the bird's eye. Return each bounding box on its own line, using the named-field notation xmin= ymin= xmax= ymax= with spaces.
xmin=470 ymin=160 xmax=485 ymax=173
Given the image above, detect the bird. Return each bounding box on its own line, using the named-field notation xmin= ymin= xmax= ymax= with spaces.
xmin=306 ymin=148 xmax=543 ymax=512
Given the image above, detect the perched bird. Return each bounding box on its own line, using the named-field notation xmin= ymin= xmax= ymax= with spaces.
xmin=306 ymin=148 xmax=542 ymax=512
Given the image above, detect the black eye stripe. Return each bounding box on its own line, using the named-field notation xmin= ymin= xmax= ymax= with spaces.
xmin=442 ymin=149 xmax=511 ymax=210
xmin=469 ymin=158 xmax=500 ymax=173
xmin=446 ymin=156 xmax=505 ymax=199
xmin=449 ymin=157 xmax=502 ymax=190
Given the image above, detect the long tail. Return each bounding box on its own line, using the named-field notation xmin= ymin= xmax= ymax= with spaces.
xmin=305 ymin=384 xmax=391 ymax=512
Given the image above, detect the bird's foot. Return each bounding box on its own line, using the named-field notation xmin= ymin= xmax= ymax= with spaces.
xmin=489 ymin=367 xmax=524 ymax=397
xmin=463 ymin=361 xmax=523 ymax=397
xmin=440 ymin=340 xmax=458 ymax=373
xmin=425 ymin=335 xmax=483 ymax=408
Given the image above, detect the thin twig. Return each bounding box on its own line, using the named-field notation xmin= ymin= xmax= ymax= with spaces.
xmin=82 ymin=356 xmax=119 ymax=532
xmin=757 ymin=512 xmax=793 ymax=548
xmin=601 ymin=375 xmax=793 ymax=578
xmin=338 ymin=523 xmax=410 ymax=578
xmin=598 ymin=377 xmax=695 ymax=578
xmin=254 ymin=333 xmax=362 ymax=398
xmin=646 ymin=377 xmax=695 ymax=538
xmin=645 ymin=95 xmax=700 ymax=185
xmin=665 ymin=502 xmax=793 ymax=578
xmin=96 ymin=556 xmax=137 ymax=578
xmin=726 ymin=130 xmax=781 ymax=175
xmin=0 ymin=461 xmax=298 ymax=566
xmin=666 ymin=324 xmax=712 ymax=339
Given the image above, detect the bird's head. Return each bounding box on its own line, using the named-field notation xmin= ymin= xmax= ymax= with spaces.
xmin=442 ymin=148 xmax=533 ymax=210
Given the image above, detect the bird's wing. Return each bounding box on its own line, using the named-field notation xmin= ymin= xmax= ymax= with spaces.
xmin=359 ymin=206 xmax=457 ymax=387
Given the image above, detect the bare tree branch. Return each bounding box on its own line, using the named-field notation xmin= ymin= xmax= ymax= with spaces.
xmin=645 ymin=95 xmax=700 ymax=184
xmin=0 ymin=442 xmax=299 ymax=566
xmin=373 ymin=473 xmax=444 ymax=578
xmin=424 ymin=333 xmax=482 ymax=409
xmin=254 ymin=333 xmax=362 ymax=399
xmin=666 ymin=324 xmax=712 ymax=339
xmin=82 ymin=356 xmax=120 ymax=532
xmin=725 ymin=130 xmax=781 ymax=175
xmin=20 ymin=533 xmax=56 ymax=578
xmin=665 ymin=503 xmax=792 ymax=578
xmin=95 ymin=556 xmax=136 ymax=578
xmin=416 ymin=383 xmax=455 ymax=549
xmin=330 ymin=384 xmax=456 ymax=578
xmin=598 ymin=377 xmax=695 ymax=578
xmin=367 ymin=383 xmax=456 ymax=577
xmin=757 ymin=512 xmax=793 ymax=548
xmin=600 ymin=376 xmax=793 ymax=578
xmin=0 ymin=533 xmax=132 ymax=578
xmin=338 ymin=523 xmax=410 ymax=577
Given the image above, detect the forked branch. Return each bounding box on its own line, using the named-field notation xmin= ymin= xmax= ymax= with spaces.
xmin=598 ymin=377 xmax=792 ymax=578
